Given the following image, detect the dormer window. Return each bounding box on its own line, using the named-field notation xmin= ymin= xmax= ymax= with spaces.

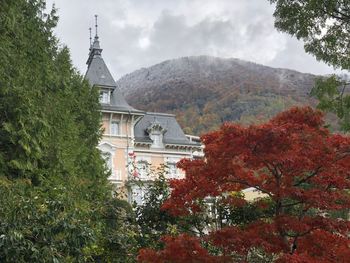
xmin=153 ymin=134 xmax=161 ymax=147
xmin=149 ymin=131 xmax=164 ymax=148
xmin=146 ymin=121 xmax=167 ymax=149
xmin=99 ymin=90 xmax=110 ymax=104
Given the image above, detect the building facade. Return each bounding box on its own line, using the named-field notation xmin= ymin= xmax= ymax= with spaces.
xmin=85 ymin=31 xmax=202 ymax=204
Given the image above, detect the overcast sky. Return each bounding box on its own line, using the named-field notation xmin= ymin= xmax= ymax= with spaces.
xmin=46 ymin=0 xmax=339 ymax=79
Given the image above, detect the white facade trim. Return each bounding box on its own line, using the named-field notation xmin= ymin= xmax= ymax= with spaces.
xmin=134 ymin=149 xmax=193 ymax=155
xmin=98 ymin=141 xmax=117 ymax=179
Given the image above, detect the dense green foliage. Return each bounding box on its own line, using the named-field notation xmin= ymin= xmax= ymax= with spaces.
xmin=311 ymin=75 xmax=350 ymax=131
xmin=0 ymin=180 xmax=95 ymax=262
xmin=134 ymin=169 xmax=214 ymax=252
xmin=135 ymin=177 xmax=199 ymax=262
xmin=0 ymin=0 xmax=104 ymax=186
xmin=88 ymin=198 xmax=139 ymax=262
xmin=0 ymin=1 xmax=136 ymax=262
xmin=135 ymin=174 xmax=178 ymax=250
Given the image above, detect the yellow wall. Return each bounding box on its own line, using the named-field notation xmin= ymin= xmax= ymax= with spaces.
xmin=99 ymin=111 xmax=198 ymax=202
xmin=243 ymin=188 xmax=268 ymax=201
xmin=102 ymin=112 xmax=134 ymax=137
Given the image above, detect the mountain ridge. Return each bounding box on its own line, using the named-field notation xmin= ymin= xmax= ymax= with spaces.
xmin=120 ymin=55 xmax=316 ymax=86
xmin=117 ymin=56 xmax=318 ymax=134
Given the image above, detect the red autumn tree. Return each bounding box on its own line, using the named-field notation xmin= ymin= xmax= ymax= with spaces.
xmin=138 ymin=107 xmax=350 ymax=263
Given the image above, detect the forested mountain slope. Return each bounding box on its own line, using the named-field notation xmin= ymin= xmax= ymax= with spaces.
xmin=117 ymin=56 xmax=317 ymax=135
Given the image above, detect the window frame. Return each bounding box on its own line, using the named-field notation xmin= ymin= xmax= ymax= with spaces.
xmin=99 ymin=90 xmax=110 ymax=104
xmin=167 ymin=162 xmax=178 ymax=178
xmin=137 ymin=160 xmax=150 ymax=179
xmin=110 ymin=121 xmax=119 ymax=136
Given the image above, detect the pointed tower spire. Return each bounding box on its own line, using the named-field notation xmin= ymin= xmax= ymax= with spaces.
xmin=86 ymin=14 xmax=102 ymax=66
xmin=84 ymin=16 xmax=141 ymax=113
xmin=86 ymin=15 xmax=115 ymax=88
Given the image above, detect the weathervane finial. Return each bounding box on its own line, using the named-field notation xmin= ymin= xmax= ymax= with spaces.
xmin=89 ymin=27 xmax=92 ymax=48
xmin=94 ymin=14 xmax=98 ymax=38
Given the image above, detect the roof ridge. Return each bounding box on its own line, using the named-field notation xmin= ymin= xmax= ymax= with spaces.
xmin=146 ymin=112 xmax=176 ymax=117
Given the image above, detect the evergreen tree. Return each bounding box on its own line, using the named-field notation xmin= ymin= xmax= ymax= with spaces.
xmin=0 ymin=1 xmax=125 ymax=261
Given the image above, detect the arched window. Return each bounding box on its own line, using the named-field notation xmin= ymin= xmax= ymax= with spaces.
xmin=102 ymin=152 xmax=112 ymax=171
xmin=137 ymin=160 xmax=150 ymax=179
xmin=98 ymin=142 xmax=121 ymax=181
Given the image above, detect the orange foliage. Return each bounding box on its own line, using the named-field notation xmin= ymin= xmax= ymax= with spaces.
xmin=138 ymin=107 xmax=350 ymax=262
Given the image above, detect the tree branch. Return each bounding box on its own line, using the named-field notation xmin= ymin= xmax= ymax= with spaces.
xmin=293 ymin=167 xmax=322 ymax=187
xmin=281 ymin=200 xmax=303 ymax=208
xmin=228 ymin=178 xmax=273 ymax=198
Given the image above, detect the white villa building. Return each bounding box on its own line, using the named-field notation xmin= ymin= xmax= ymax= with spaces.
xmin=85 ymin=27 xmax=202 ymax=204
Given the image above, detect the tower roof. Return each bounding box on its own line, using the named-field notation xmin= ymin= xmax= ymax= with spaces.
xmin=85 ymin=35 xmax=117 ymax=88
xmin=85 ymin=15 xmax=143 ymax=114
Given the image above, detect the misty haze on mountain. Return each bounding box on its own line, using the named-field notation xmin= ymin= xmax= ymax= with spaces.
xmin=117 ymin=56 xmax=319 ymax=134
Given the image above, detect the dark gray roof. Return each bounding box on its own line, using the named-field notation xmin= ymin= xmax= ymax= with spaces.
xmin=101 ymin=88 xmax=144 ymax=114
xmin=134 ymin=112 xmax=200 ymax=146
xmin=85 ymin=40 xmax=117 ymax=88
xmin=85 ymin=36 xmax=142 ymax=113
xmin=85 ymin=56 xmax=117 ymax=88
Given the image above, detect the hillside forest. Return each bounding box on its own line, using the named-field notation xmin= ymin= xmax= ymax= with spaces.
xmin=118 ymin=56 xmax=319 ymax=135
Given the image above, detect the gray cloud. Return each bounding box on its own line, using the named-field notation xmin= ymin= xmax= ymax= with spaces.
xmin=47 ymin=0 xmax=340 ymax=79
xmin=268 ymin=36 xmax=338 ymax=75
